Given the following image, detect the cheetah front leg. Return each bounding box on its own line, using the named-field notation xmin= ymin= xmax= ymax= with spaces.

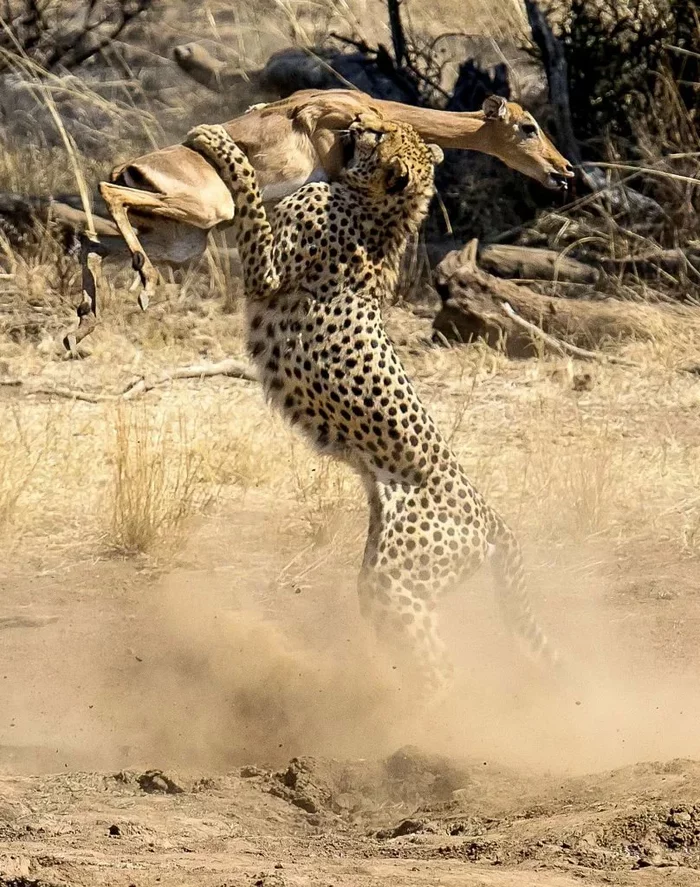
xmin=184 ymin=124 xmax=279 ymax=299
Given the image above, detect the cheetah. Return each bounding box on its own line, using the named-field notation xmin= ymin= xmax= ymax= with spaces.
xmin=185 ymin=115 xmax=560 ymax=696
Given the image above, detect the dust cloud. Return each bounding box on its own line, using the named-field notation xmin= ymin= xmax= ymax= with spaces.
xmin=113 ymin=568 xmax=413 ymax=769
xmin=7 ymin=520 xmax=697 ymax=777
xmin=104 ymin=538 xmax=700 ymax=776
xmin=424 ymin=547 xmax=700 ymax=775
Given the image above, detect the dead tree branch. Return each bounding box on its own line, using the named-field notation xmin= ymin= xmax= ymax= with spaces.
xmin=524 ymin=0 xmax=580 ymax=165
xmin=0 ymin=0 xmax=154 ymax=73
xmin=387 ymin=0 xmax=408 ymax=69
xmin=499 ymin=302 xmax=641 ymax=367
xmin=1 ymin=358 xmax=258 ymax=402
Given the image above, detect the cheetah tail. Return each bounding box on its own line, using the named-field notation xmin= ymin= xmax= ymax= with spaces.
xmin=489 ymin=525 xmax=562 ymax=673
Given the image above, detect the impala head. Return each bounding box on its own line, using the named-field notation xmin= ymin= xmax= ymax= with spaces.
xmin=482 ymin=95 xmax=574 ymax=191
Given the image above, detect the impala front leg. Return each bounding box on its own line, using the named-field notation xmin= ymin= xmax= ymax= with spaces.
xmin=62 ymin=233 xmax=106 ymax=354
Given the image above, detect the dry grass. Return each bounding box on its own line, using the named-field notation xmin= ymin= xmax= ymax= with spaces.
xmin=105 ymin=403 xmax=212 ymax=554
xmin=287 ymin=446 xmax=364 ymax=549
xmin=433 ymin=346 xmax=700 ymax=563
xmin=0 ymin=298 xmax=697 ymax=586
xmin=0 ymin=403 xmax=50 ymax=532
xmin=0 ymin=0 xmax=695 ymax=584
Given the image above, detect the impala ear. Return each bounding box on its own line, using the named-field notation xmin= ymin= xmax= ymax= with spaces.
xmin=483 ymin=95 xmax=509 ymax=121
xmin=427 ymin=143 xmax=444 ymax=166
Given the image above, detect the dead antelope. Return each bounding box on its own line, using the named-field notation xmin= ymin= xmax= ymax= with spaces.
xmin=93 ymin=88 xmax=573 ymax=315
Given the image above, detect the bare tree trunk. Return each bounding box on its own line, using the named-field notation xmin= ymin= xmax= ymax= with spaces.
xmin=387 ymin=0 xmax=408 ymax=69
xmin=524 ymin=0 xmax=581 ymax=165
xmin=525 ymin=0 xmax=662 ymax=217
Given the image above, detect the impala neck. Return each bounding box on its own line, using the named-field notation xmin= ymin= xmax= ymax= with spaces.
xmin=371 ymin=100 xmax=492 ymax=152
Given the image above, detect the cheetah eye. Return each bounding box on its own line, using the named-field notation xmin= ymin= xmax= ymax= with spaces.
xmin=521 ymin=123 xmax=538 ymax=138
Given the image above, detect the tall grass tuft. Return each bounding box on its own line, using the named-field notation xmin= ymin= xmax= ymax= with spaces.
xmin=106 ymin=403 xmax=211 ymax=554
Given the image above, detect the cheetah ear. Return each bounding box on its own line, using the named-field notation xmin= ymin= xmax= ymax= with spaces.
xmin=427 ymin=144 xmax=444 ymax=166
xmin=386 ymin=158 xmax=410 ymax=195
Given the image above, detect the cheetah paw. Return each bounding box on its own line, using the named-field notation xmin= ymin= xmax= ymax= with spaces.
xmin=184 ymin=124 xmax=228 ymax=155
xmin=263 ymin=269 xmax=281 ymax=292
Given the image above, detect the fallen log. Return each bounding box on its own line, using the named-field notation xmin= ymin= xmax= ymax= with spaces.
xmin=478 ymin=244 xmax=598 ymax=284
xmin=432 ymin=241 xmax=687 ymax=358
xmin=0 ymin=192 xmax=118 ymax=244
xmin=598 ymin=249 xmax=700 ymax=277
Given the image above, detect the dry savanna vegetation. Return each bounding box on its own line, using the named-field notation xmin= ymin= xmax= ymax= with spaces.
xmin=0 ymin=2 xmax=699 ymax=886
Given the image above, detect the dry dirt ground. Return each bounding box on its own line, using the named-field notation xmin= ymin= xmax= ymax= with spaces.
xmin=1 ymin=287 xmax=700 ymax=887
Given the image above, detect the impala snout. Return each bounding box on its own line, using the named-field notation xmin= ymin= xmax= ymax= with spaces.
xmin=546 ymin=163 xmax=575 ymax=191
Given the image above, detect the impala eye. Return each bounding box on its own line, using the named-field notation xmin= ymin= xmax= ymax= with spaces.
xmin=521 ymin=123 xmax=538 ymax=137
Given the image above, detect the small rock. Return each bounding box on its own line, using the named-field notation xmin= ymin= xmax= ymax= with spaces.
xmin=137 ymin=769 xmax=184 ymax=795
xmin=635 ymin=854 xmax=668 ymax=868
xmin=108 ymin=824 xmax=121 ymax=836
xmin=0 ymin=854 xmax=30 ymax=878
xmin=577 ymin=832 xmax=598 ymax=848
xmin=291 ymin=795 xmax=317 ymax=814
xmin=572 ymin=372 xmax=594 ymax=391
xmin=377 ymin=818 xmax=425 ymax=839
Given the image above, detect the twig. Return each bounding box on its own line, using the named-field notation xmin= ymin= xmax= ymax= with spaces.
xmin=581 ymin=161 xmax=700 ymax=188
xmin=119 ymin=359 xmax=258 ymax=398
xmin=328 ymin=32 xmax=372 ymax=53
xmin=0 ymin=31 xmax=97 ymax=240
xmin=0 ymin=614 xmax=59 ymax=630
xmin=499 ymin=301 xmax=640 ymax=368
xmin=1 ymin=358 xmax=258 ymax=402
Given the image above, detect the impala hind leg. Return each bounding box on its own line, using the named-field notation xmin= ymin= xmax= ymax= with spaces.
xmin=99 ymin=182 xmax=169 ymax=310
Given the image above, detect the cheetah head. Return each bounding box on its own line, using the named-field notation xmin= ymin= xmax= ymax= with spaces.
xmin=343 ymin=113 xmax=443 ymax=198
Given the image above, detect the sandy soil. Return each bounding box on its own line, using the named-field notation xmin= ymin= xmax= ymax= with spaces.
xmin=1 ymin=303 xmax=700 ymax=886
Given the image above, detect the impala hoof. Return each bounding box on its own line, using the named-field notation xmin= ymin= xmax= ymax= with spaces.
xmin=62 ymin=332 xmax=77 ymax=355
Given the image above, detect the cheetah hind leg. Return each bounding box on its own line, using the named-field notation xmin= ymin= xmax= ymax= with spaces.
xmin=184 ymin=124 xmax=280 ymax=297
xmin=359 ymin=582 xmax=454 ymax=705
xmin=488 ymin=519 xmax=564 ymax=675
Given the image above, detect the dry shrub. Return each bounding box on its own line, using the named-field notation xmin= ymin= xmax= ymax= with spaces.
xmin=106 ymin=403 xmax=212 ymax=554
xmin=287 ymin=442 xmax=364 ymax=549
xmin=190 ymin=399 xmax=280 ymax=490
xmin=0 ymin=404 xmax=48 ymax=532
xmin=518 ymin=423 xmax=626 ymax=544
xmin=545 ymin=0 xmax=697 ymax=152
xmin=520 ymin=0 xmax=699 ymax=304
